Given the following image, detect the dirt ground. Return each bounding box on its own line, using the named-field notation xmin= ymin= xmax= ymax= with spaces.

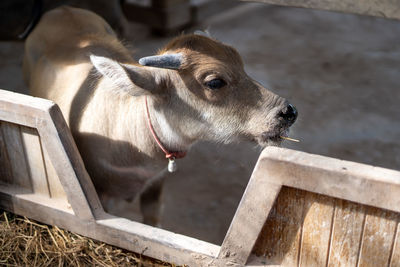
xmin=1 ymin=2 xmax=399 ymax=246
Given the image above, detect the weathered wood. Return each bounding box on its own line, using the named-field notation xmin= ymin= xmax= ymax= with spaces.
xmin=248 ymin=0 xmax=400 ymax=21
xmin=218 ymin=158 xmax=282 ymax=265
xmin=42 ymin=143 xmax=68 ymax=200
xmin=0 ymin=121 xmax=32 ymax=189
xmin=0 ymin=122 xmax=14 ymax=184
xmin=2 ymin=92 xmax=400 ymax=267
xmin=390 ymin=222 xmax=400 ymax=267
xmin=252 ymin=190 xmax=373 ymax=267
xmin=235 ymin=147 xmax=400 ymax=266
xmin=0 ymin=89 xmax=53 ymax=129
xmin=0 ymin=183 xmax=73 ymax=214
xmin=0 ymin=89 xmax=101 ymax=220
xmin=327 ymin=199 xmax=365 ymax=267
xmin=253 ymin=187 xmax=305 ymax=266
xmin=358 ymin=207 xmax=398 ymax=267
xmin=256 ymin=148 xmax=400 ymax=214
xmin=246 ymin=148 xmax=400 ymax=266
xmin=0 ymin=89 xmax=221 ymax=266
xmin=299 ymin=192 xmax=335 ymax=267
xmin=39 ymin=104 xmax=103 ymax=219
xmin=20 ymin=126 xmax=50 ymax=197
xmin=0 ymin=189 xmax=219 ymax=267
xmin=250 ymin=190 xmax=400 ymax=267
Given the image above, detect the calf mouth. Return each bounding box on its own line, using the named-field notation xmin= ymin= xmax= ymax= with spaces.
xmin=255 ymin=128 xmax=290 ymax=147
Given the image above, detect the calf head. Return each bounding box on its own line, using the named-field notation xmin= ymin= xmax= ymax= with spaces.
xmin=90 ymin=34 xmax=297 ymax=149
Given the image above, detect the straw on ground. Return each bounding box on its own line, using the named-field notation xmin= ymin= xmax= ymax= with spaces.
xmin=0 ymin=210 xmax=181 ymax=267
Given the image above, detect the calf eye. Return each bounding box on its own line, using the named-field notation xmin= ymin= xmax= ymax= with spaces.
xmin=205 ymin=78 xmax=226 ymax=90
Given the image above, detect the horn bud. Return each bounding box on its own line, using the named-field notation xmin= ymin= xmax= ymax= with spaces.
xmin=138 ymin=53 xmax=182 ymax=70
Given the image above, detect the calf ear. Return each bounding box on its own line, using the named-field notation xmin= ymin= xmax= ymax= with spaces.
xmin=90 ymin=55 xmax=166 ymax=96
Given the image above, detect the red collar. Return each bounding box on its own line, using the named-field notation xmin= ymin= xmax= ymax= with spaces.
xmin=144 ymin=96 xmax=187 ymax=160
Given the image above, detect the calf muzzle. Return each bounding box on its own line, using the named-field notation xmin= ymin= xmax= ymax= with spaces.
xmin=279 ymin=104 xmax=298 ymax=126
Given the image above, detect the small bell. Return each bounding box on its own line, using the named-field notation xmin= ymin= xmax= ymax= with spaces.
xmin=168 ymin=158 xmax=177 ymax=173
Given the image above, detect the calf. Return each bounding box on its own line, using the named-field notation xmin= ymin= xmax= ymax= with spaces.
xmin=23 ymin=6 xmax=297 ymax=225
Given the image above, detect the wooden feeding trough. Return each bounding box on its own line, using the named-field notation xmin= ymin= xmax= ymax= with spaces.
xmin=1 ymin=88 xmax=400 ymax=266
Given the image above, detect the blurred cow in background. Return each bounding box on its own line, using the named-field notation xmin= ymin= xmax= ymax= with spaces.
xmin=0 ymin=0 xmax=124 ymax=40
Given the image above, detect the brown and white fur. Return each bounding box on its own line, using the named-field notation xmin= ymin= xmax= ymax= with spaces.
xmin=23 ymin=6 xmax=297 ymax=225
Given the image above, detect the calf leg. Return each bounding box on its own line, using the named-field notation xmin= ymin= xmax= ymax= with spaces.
xmin=139 ymin=169 xmax=167 ymax=227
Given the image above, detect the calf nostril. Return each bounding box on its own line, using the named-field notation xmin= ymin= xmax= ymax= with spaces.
xmin=279 ymin=104 xmax=298 ymax=125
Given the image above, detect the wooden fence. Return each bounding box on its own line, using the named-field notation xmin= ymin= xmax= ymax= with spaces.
xmin=1 ymin=89 xmax=399 ymax=266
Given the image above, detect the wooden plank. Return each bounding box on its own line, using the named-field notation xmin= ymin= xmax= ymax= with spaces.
xmin=252 ymin=187 xmax=305 ymax=266
xmin=0 ymin=122 xmax=13 ymax=184
xmin=236 ymin=147 xmax=400 ymax=265
xmin=0 ymin=190 xmax=220 ymax=267
xmin=0 ymin=90 xmax=100 ymax=219
xmin=390 ymin=222 xmax=400 ymax=267
xmin=0 ymin=121 xmax=32 ymax=189
xmin=218 ymin=161 xmax=282 ymax=265
xmin=0 ymin=89 xmax=53 ymax=129
xmin=327 ymin=199 xmax=365 ymax=267
xmin=20 ymin=127 xmax=50 ymax=197
xmin=358 ymin=207 xmax=398 ymax=267
xmin=42 ymin=144 xmax=68 ymax=200
xmin=299 ymin=191 xmax=335 ymax=267
xmin=41 ymin=104 xmax=102 ymax=219
xmin=247 ymin=0 xmax=400 ymax=20
xmin=258 ymin=147 xmax=400 ymax=214
xmin=0 ymin=89 xmax=55 ymax=112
